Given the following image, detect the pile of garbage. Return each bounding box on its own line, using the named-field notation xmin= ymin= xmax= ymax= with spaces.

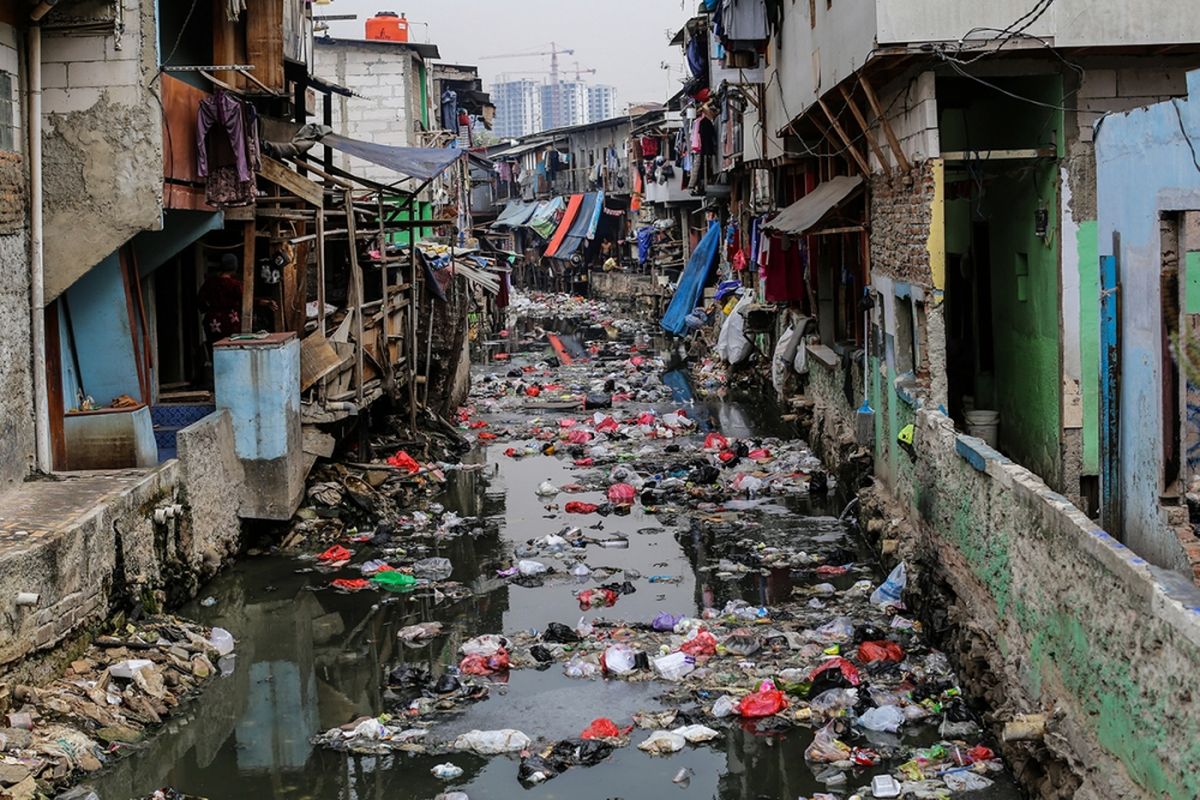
xmin=0 ymin=618 xmax=232 ymax=798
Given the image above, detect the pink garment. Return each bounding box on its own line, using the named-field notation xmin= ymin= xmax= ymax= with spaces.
xmin=691 ymin=118 xmax=703 ymax=154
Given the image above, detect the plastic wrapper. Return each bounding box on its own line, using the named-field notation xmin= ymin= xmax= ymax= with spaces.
xmin=453 ymin=728 xmax=531 ymax=754
xmin=637 ymin=730 xmax=685 ymax=754
xmin=804 ymin=722 xmax=852 ymax=763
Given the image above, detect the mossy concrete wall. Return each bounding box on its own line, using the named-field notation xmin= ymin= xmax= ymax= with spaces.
xmin=893 ymin=407 xmax=1200 ymax=799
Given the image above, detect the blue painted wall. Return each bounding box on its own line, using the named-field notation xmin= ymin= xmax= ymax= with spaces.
xmin=61 ymin=254 xmax=141 ymax=408
xmin=1095 ymin=69 xmax=1200 ymax=570
xmin=213 ymin=337 xmax=300 ymax=461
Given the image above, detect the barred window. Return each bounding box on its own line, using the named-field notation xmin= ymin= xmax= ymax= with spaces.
xmin=0 ymin=72 xmax=14 ymax=152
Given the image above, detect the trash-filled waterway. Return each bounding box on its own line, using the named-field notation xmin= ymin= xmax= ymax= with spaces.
xmin=86 ymin=294 xmax=1021 ymax=800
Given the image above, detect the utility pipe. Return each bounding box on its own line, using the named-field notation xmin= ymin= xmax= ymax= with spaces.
xmin=28 ymin=24 xmax=50 ymax=473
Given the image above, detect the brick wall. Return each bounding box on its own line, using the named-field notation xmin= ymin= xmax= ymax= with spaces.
xmin=870 ymin=161 xmax=935 ymax=285
xmin=314 ymin=43 xmax=416 ymax=186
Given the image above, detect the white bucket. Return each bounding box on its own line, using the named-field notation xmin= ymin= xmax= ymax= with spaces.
xmin=962 ymin=395 xmax=975 ymax=414
xmin=965 ymin=410 xmax=999 ymax=448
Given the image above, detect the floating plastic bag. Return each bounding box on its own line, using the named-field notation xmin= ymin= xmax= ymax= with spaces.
xmin=317 ymin=544 xmax=353 ymax=564
xmin=606 ymin=483 xmax=636 ymax=506
xmin=944 ymin=771 xmax=995 ymax=792
xmin=870 ymin=561 xmax=907 ymax=607
xmin=804 ymin=721 xmax=852 ymax=763
xmin=679 ymin=629 xmax=718 ymax=657
xmin=580 ymin=717 xmax=630 ymax=740
xmin=808 ymin=688 xmax=859 ymax=714
xmin=600 ymin=644 xmax=638 ymax=675
xmin=518 ymin=559 xmax=549 ymax=576
xmin=371 ymin=571 xmax=417 ymax=590
xmin=809 ymin=657 xmax=862 ymax=688
xmin=737 ymin=682 xmax=788 ymax=717
xmin=857 ymin=705 xmax=905 ymax=733
xmin=723 ymin=628 xmax=762 ymax=656
xmin=431 ymin=763 xmax=463 ymax=779
xmin=461 ymin=634 xmax=508 ymax=657
xmin=637 ymin=730 xmax=686 ymax=755
xmin=564 ymin=501 xmax=599 ymax=514
xmin=652 ymin=612 xmax=682 ymax=632
xmin=711 ymin=695 xmax=738 ymax=718
xmin=857 ymin=640 xmax=905 ymax=664
xmin=453 ymin=728 xmax=531 ymax=754
xmin=672 ymin=724 xmax=720 ymax=743
xmin=208 ymin=627 xmax=235 ymax=657
xmin=715 ymin=293 xmax=754 ymax=365
xmin=652 ymin=652 xmax=695 ymax=681
xmin=704 ymin=432 xmax=729 ymax=450
xmin=386 ymin=450 xmax=421 ymax=474
xmin=459 ymin=648 xmax=510 ymax=675
xmin=563 ymin=656 xmax=600 ymax=679
xmin=413 ymin=557 xmax=453 ymax=580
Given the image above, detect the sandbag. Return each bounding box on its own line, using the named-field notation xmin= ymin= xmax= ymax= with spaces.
xmin=772 ymin=325 xmax=802 ymax=393
xmin=715 ymin=293 xmax=754 ymax=365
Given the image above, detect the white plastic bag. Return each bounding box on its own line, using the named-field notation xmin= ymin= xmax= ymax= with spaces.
xmin=772 ymin=325 xmax=802 ymax=393
xmin=637 ymin=730 xmax=686 ymax=754
xmin=857 ymin=705 xmax=905 ymax=733
xmin=518 ymin=559 xmax=549 ymax=576
xmin=672 ymin=724 xmax=720 ymax=743
xmin=652 ymin=651 xmax=695 ymax=681
xmin=602 ymin=644 xmax=638 ymax=675
xmin=715 ymin=294 xmax=754 ymax=365
xmin=461 ymin=634 xmax=507 ymax=657
xmin=711 ymin=695 xmax=738 ymax=717
xmin=870 ymin=561 xmax=907 ymax=608
xmin=452 ymin=728 xmax=531 ymax=754
xmin=209 ymin=627 xmax=235 ymax=657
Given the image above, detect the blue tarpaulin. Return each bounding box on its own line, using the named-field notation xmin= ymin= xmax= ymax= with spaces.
xmin=661 ymin=222 xmax=721 ymax=336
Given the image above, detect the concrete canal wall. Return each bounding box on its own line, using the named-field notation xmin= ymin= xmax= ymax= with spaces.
xmin=883 ymin=408 xmax=1200 ymax=800
xmin=0 ymin=411 xmax=242 ymax=681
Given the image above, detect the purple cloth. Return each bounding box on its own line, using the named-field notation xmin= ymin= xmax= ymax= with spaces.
xmin=197 ymin=91 xmax=250 ymax=181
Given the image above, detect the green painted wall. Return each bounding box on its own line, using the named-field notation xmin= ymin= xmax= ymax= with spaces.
xmin=984 ymin=163 xmax=1062 ymax=484
xmin=1078 ymin=222 xmax=1100 ymax=474
xmin=1186 ymin=250 xmax=1200 ymax=314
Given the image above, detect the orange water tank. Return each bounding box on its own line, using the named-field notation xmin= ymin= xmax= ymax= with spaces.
xmin=365 ymin=11 xmax=409 ymax=42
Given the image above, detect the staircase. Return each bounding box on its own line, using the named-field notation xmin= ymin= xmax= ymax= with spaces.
xmin=151 ymin=403 xmax=216 ymax=462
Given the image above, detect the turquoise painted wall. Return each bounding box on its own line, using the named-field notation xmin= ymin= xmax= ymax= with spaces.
xmin=63 ymin=254 xmax=141 ymax=407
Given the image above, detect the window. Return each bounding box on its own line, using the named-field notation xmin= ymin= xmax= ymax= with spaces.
xmin=0 ymin=72 xmax=14 ymax=152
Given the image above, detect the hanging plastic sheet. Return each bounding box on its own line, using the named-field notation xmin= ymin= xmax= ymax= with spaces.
xmin=548 ymin=193 xmax=600 ymax=261
xmin=661 ymin=223 xmax=721 ymax=336
xmin=544 ymin=194 xmax=585 ymax=259
xmin=525 ymin=197 xmax=565 ymax=240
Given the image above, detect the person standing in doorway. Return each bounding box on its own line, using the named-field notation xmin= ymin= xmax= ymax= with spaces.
xmin=198 ymin=254 xmax=243 ymax=354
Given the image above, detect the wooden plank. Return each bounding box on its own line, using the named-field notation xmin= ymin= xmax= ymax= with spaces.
xmin=258 ymin=156 xmax=324 ymax=206
xmin=859 ymin=74 xmax=912 ymax=172
xmin=300 ymin=332 xmax=346 ymax=390
xmin=839 ymin=85 xmax=890 ymax=177
xmin=817 ymin=97 xmax=871 ymax=176
xmin=210 ymin=1 xmax=244 ymax=90
xmin=240 ymin=221 xmax=255 ymax=333
xmin=941 ymin=148 xmax=1057 ymax=161
xmin=244 ymin=0 xmax=284 ymax=91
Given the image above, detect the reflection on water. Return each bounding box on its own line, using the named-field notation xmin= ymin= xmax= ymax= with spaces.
xmin=85 ymin=361 xmax=1019 ymax=800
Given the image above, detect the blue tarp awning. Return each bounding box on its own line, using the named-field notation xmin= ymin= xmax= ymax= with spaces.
xmin=322 ymin=133 xmax=464 ymax=181
xmin=492 ymin=200 xmax=538 ymax=229
xmin=661 ymin=222 xmax=721 ymax=336
xmin=547 ymin=191 xmax=600 ymax=261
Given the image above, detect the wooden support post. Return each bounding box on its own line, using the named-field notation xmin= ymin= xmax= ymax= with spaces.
xmin=240 ymin=220 xmax=255 ymax=333
xmin=817 ymin=97 xmax=871 ymax=176
xmin=859 ymin=75 xmax=912 ymax=172
xmin=408 ymin=225 xmax=419 ymax=430
xmin=377 ymin=194 xmax=394 ymax=392
xmin=839 ymin=85 xmax=890 ymax=177
xmin=344 ymin=193 xmax=365 ymax=407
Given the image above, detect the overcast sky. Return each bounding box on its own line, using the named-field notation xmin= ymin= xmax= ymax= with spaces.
xmin=322 ymin=1 xmax=692 ymax=107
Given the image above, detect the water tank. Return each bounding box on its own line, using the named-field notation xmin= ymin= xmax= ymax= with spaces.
xmin=365 ymin=11 xmax=409 ymax=42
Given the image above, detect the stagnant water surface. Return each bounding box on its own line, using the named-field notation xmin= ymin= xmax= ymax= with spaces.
xmin=85 ymin=319 xmax=1022 ymax=800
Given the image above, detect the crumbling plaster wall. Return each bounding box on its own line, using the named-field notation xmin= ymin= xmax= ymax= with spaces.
xmin=41 ymin=0 xmax=163 ymax=301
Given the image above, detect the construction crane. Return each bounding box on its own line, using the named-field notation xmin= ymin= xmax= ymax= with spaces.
xmin=498 ymin=62 xmax=598 ymax=83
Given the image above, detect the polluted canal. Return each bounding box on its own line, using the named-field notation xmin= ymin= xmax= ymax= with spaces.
xmin=89 ymin=294 xmax=1021 ymax=800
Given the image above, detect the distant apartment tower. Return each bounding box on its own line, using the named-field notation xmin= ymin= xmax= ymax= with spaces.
xmin=492 ymin=79 xmax=542 ymax=138
xmin=541 ymin=81 xmax=588 ymax=130
xmin=587 ymin=84 xmax=618 ymax=123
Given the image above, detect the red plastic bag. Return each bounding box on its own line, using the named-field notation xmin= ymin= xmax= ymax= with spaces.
xmin=559 ymin=418 xmax=578 ymax=428
xmin=679 ymin=629 xmax=718 ymax=657
xmin=525 ymin=386 xmax=541 ymax=397
xmin=607 ymin=483 xmax=636 ymax=506
xmin=573 ymin=458 xmax=595 ymax=467
xmin=478 ymin=432 xmax=498 ymax=440
xmin=637 ymin=412 xmax=657 ymax=426
xmin=331 ymin=578 xmax=369 ymax=592
xmin=504 ymin=447 xmax=520 ymax=458
xmin=718 ymin=451 xmax=736 ymax=463
xmin=704 ymin=432 xmax=729 ymax=450
xmin=857 ymin=640 xmax=905 ymax=664
xmin=565 ymin=501 xmax=599 ymax=514
xmin=748 ymin=448 xmax=772 ymax=460
xmin=567 ymin=429 xmax=593 ymax=444
xmin=386 ymin=450 xmax=421 ymax=474
xmin=581 ymin=717 xmax=631 ymax=740
xmin=459 ymin=648 xmax=510 ymax=675
xmin=468 ymin=420 xmax=489 ymax=429
xmin=595 ymin=417 xmax=619 ymax=434
xmin=809 ymin=657 xmax=862 ymax=687
xmin=737 ymin=685 xmax=788 ymax=717
xmin=577 ymin=588 xmax=619 ymax=609
xmin=317 ymin=544 xmax=353 ymax=564
xmin=816 ymin=565 xmax=848 ymax=576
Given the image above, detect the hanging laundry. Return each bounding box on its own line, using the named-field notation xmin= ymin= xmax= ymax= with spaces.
xmin=197 ymin=90 xmax=258 ymax=208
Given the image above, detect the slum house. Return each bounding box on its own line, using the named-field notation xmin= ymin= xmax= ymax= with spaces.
xmin=312 ymin=19 xmax=503 ymax=412
xmin=0 ymin=0 xmax=504 ymax=672
xmin=651 ymin=1 xmax=1200 ymax=797
xmin=489 ymin=116 xmax=633 ymax=293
